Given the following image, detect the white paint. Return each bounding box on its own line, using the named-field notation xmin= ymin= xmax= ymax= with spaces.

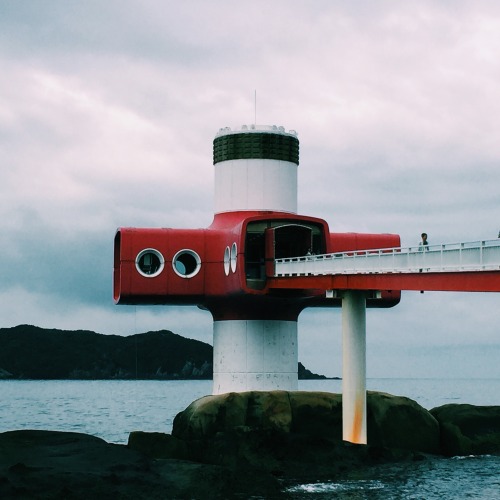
xmin=230 ymin=242 xmax=237 ymax=272
xmin=223 ymin=246 xmax=230 ymax=276
xmin=274 ymin=239 xmax=500 ymax=276
xmin=215 ymin=125 xmax=298 ymax=137
xmin=212 ymin=319 xmax=298 ymax=394
xmin=342 ymin=290 xmax=367 ymax=444
xmin=214 ymin=158 xmax=298 ymax=214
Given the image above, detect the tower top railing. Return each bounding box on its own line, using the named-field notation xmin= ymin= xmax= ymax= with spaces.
xmin=215 ymin=124 xmax=298 ymax=138
xmin=274 ymin=239 xmax=500 ymax=277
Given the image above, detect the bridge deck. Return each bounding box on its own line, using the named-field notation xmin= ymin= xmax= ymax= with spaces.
xmin=270 ymin=239 xmax=500 ymax=292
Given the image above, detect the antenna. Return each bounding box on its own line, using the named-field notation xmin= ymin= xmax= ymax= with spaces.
xmin=254 ymin=90 xmax=257 ymax=125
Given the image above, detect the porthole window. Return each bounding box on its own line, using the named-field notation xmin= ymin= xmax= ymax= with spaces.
xmin=172 ymin=249 xmax=201 ymax=278
xmin=230 ymin=242 xmax=237 ymax=273
xmin=136 ymin=249 xmax=164 ymax=277
xmin=224 ymin=246 xmax=230 ymax=276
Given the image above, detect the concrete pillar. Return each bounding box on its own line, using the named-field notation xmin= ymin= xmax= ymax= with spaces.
xmin=342 ymin=290 xmax=367 ymax=444
xmin=212 ymin=319 xmax=298 ymax=394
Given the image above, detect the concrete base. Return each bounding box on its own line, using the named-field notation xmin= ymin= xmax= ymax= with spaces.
xmin=213 ymin=319 xmax=298 ymax=394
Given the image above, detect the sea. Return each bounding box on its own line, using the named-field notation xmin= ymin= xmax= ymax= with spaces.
xmin=1 ymin=378 xmax=499 ymax=499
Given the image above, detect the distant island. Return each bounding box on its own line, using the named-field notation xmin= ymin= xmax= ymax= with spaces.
xmin=0 ymin=325 xmax=338 ymax=381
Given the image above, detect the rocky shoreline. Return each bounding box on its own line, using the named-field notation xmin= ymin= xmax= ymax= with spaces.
xmin=1 ymin=391 xmax=499 ymax=499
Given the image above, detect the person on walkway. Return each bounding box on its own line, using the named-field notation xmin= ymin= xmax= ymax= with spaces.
xmin=419 ymin=233 xmax=429 ymax=291
xmin=420 ymin=232 xmax=429 ymax=250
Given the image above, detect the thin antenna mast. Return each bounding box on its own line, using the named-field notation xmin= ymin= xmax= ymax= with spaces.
xmin=254 ymin=90 xmax=257 ymax=125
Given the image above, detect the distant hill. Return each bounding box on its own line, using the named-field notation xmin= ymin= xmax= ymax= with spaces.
xmin=0 ymin=325 xmax=334 ymax=380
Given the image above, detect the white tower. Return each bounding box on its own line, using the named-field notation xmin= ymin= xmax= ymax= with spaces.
xmin=212 ymin=125 xmax=301 ymax=394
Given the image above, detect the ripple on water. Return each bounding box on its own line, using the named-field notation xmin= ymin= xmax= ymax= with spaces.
xmin=284 ymin=455 xmax=500 ymax=499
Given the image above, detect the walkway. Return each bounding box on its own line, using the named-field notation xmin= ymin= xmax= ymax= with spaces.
xmin=270 ymin=239 xmax=500 ymax=293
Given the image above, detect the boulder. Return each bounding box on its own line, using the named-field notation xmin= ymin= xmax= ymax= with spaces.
xmin=0 ymin=368 xmax=13 ymax=379
xmin=127 ymin=431 xmax=189 ymax=459
xmin=173 ymin=391 xmax=439 ymax=451
xmin=171 ymin=390 xmax=440 ymax=472
xmin=430 ymin=404 xmax=500 ymax=456
xmin=172 ymin=390 xmax=293 ymax=440
xmin=367 ymin=391 xmax=440 ymax=454
xmin=0 ymin=430 xmax=275 ymax=499
xmin=288 ymin=391 xmax=343 ymax=441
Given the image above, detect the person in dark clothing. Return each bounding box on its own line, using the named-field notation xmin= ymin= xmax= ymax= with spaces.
xmin=420 ymin=232 xmax=429 ymax=249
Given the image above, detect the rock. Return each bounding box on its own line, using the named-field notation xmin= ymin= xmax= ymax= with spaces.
xmin=173 ymin=390 xmax=439 ymax=453
xmin=430 ymin=404 xmax=500 ymax=456
xmin=367 ymin=391 xmax=440 ymax=454
xmin=127 ymin=431 xmax=188 ymax=459
xmin=172 ymin=391 xmax=251 ymax=440
xmin=3 ymin=395 xmax=497 ymax=497
xmin=0 ymin=368 xmax=13 ymax=379
xmin=170 ymin=390 xmax=440 ymax=477
xmin=173 ymin=391 xmax=343 ymax=442
xmin=289 ymin=391 xmax=343 ymax=440
xmin=0 ymin=429 xmax=281 ymax=499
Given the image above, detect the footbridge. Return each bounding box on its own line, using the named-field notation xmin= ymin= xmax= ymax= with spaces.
xmin=268 ymin=238 xmax=500 ymax=444
xmin=269 ymin=239 xmax=500 ymax=292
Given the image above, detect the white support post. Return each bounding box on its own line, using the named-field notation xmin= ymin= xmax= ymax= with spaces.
xmin=342 ymin=290 xmax=367 ymax=444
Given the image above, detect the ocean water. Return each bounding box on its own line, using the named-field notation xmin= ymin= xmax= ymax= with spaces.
xmin=1 ymin=378 xmax=499 ymax=498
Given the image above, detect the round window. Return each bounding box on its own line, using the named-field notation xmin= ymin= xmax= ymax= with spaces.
xmin=230 ymin=242 xmax=237 ymax=273
xmin=224 ymin=246 xmax=230 ymax=276
xmin=172 ymin=249 xmax=201 ymax=278
xmin=136 ymin=249 xmax=164 ymax=277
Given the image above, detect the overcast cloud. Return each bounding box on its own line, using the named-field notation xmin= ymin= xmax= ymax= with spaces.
xmin=1 ymin=0 xmax=499 ymax=380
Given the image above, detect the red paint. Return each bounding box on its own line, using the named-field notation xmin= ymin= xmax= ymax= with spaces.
xmin=268 ymin=271 xmax=500 ymax=293
xmin=330 ymin=232 xmax=400 ymax=253
xmin=113 ymin=211 xmax=401 ymax=319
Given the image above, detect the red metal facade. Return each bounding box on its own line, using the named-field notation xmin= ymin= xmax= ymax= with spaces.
xmin=113 ymin=210 xmax=401 ymax=318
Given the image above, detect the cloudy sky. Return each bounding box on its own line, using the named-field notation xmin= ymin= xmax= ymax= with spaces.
xmin=1 ymin=0 xmax=499 ymax=380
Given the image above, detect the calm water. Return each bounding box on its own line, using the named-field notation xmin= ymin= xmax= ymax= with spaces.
xmin=1 ymin=378 xmax=499 ymax=498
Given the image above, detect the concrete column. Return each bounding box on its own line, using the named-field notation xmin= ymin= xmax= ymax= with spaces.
xmin=212 ymin=319 xmax=298 ymax=394
xmin=342 ymin=290 xmax=367 ymax=444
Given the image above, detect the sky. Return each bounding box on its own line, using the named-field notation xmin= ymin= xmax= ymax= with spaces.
xmin=1 ymin=0 xmax=499 ymax=380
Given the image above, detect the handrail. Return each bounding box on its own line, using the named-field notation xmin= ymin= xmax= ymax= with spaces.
xmin=274 ymin=239 xmax=500 ymax=277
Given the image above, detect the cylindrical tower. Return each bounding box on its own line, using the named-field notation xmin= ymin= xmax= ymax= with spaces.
xmin=213 ymin=125 xmax=299 ymax=214
xmin=212 ymin=125 xmax=300 ymax=394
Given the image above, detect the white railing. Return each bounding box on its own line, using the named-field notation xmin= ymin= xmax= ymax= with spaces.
xmin=274 ymin=239 xmax=500 ymax=277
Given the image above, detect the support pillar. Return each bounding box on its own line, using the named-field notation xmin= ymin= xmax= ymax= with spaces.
xmin=342 ymin=290 xmax=367 ymax=444
xmin=212 ymin=319 xmax=298 ymax=395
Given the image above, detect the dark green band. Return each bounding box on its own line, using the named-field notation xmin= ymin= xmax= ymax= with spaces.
xmin=213 ymin=132 xmax=299 ymax=165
